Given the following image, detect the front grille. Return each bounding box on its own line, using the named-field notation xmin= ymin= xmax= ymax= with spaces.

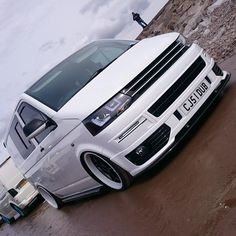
xmin=122 ymin=39 xmax=189 ymax=99
xmin=148 ymin=57 xmax=206 ymax=117
xmin=125 ymin=124 xmax=171 ymax=166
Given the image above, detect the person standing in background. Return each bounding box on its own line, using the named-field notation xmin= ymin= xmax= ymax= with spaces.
xmin=132 ymin=12 xmax=148 ymax=29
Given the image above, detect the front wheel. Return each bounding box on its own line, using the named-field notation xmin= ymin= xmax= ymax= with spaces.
xmin=81 ymin=152 xmax=133 ymax=190
xmin=11 ymin=204 xmax=28 ymax=217
xmin=37 ymin=187 xmax=63 ymax=209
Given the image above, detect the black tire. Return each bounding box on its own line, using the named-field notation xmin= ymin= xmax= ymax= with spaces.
xmin=11 ymin=204 xmax=29 ymax=217
xmin=37 ymin=187 xmax=63 ymax=209
xmin=81 ymin=152 xmax=133 ymax=190
xmin=0 ymin=214 xmax=15 ymax=224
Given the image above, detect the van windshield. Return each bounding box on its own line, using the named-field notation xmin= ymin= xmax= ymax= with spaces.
xmin=26 ymin=40 xmax=135 ymax=111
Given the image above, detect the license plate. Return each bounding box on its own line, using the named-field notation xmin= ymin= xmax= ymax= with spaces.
xmin=180 ymin=79 xmax=210 ymax=115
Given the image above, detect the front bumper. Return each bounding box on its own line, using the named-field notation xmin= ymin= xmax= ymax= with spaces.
xmin=77 ymin=43 xmax=230 ymax=177
xmin=112 ymin=66 xmax=229 ymax=174
xmin=135 ymin=73 xmax=230 ymax=176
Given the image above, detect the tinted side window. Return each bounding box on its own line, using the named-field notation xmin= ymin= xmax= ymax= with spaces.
xmin=18 ymin=103 xmax=55 ymax=143
xmin=9 ymin=116 xmax=35 ymax=159
xmin=19 ymin=104 xmax=45 ymax=124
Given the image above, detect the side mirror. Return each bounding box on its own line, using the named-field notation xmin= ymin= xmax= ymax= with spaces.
xmin=23 ymin=119 xmax=47 ymax=140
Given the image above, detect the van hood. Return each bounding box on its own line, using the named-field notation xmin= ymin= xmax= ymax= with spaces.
xmin=56 ymin=32 xmax=180 ymax=121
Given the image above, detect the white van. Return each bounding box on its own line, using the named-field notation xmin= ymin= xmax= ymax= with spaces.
xmin=0 ymin=156 xmax=39 ymax=223
xmin=4 ymin=33 xmax=230 ymax=208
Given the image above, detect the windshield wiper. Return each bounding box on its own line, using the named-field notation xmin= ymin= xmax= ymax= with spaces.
xmin=90 ymin=68 xmax=105 ymax=80
xmin=90 ymin=59 xmax=117 ymax=80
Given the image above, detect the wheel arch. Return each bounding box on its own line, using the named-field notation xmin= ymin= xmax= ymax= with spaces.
xmin=80 ymin=151 xmax=133 ymax=190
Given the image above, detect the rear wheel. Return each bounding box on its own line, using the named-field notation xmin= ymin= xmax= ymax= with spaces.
xmin=37 ymin=187 xmax=63 ymax=209
xmin=81 ymin=152 xmax=133 ymax=190
xmin=0 ymin=214 xmax=15 ymax=224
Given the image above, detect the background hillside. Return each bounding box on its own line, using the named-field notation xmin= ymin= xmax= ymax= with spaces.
xmin=137 ymin=0 xmax=236 ymax=62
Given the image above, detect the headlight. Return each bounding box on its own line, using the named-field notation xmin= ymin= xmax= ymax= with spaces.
xmin=83 ymin=93 xmax=132 ymax=136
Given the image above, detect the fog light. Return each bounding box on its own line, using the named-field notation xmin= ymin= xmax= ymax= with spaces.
xmin=135 ymin=145 xmax=149 ymax=157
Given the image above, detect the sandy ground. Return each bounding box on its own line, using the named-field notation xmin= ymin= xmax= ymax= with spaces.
xmin=0 ymin=54 xmax=235 ymax=236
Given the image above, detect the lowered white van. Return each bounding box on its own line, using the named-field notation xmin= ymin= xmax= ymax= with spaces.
xmin=5 ymin=33 xmax=230 ymax=208
xmin=0 ymin=156 xmax=39 ymax=223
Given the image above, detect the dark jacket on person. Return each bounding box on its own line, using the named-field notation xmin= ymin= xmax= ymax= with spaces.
xmin=132 ymin=13 xmax=141 ymax=21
